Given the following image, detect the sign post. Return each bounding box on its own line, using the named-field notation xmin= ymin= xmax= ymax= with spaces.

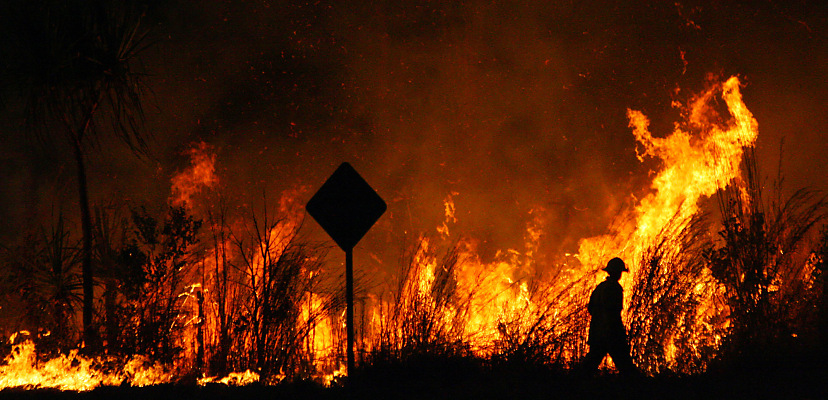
xmin=306 ymin=162 xmax=386 ymax=375
xmin=345 ymin=248 xmax=354 ymax=374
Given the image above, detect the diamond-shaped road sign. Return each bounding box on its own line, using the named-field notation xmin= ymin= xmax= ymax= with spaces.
xmin=306 ymin=162 xmax=386 ymax=251
xmin=306 ymin=162 xmax=386 ymax=376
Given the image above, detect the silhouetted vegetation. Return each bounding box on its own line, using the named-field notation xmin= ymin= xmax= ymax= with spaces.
xmin=706 ymin=149 xmax=826 ymax=365
xmin=367 ymin=239 xmax=471 ymax=364
xmin=2 ymin=161 xmax=827 ymax=387
xmin=627 ymin=213 xmax=719 ymax=375
xmin=1 ymin=0 xmax=156 ymax=348
xmin=490 ymin=272 xmax=592 ymax=369
xmin=816 ymin=224 xmax=828 ymax=347
xmin=1 ymin=135 xmax=827 ymax=393
xmin=222 ymin=203 xmax=330 ymax=381
xmin=0 ymin=212 xmax=82 ymax=353
xmin=107 ymin=205 xmax=201 ymax=363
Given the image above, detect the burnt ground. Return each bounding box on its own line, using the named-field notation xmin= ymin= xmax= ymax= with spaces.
xmin=1 ymin=354 xmax=826 ymax=400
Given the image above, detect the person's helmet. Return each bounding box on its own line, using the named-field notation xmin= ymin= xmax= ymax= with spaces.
xmin=603 ymin=257 xmax=628 ymax=273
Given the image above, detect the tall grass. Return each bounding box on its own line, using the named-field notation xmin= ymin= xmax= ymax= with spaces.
xmin=627 ymin=213 xmax=719 ymax=375
xmin=364 ymin=234 xmax=595 ymax=371
xmin=367 ymin=238 xmax=470 ymax=363
xmin=707 ymin=147 xmax=826 ymax=362
xmin=3 ymin=150 xmax=827 ymax=381
xmin=816 ymin=225 xmax=828 ymax=345
xmin=194 ymin=196 xmax=333 ymax=382
xmin=490 ymin=273 xmax=592 ymax=369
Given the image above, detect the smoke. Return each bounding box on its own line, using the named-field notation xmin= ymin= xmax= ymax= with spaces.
xmin=170 ymin=142 xmax=219 ymax=208
xmin=1 ymin=0 xmax=825 ymax=276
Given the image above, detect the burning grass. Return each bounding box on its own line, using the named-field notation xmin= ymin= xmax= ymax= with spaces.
xmin=0 ymin=338 xmax=173 ymax=390
xmin=1 ymin=76 xmax=827 ymax=393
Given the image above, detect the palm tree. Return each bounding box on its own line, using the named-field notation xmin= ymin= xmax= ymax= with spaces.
xmin=1 ymin=212 xmax=84 ymax=347
xmin=2 ymin=0 xmax=154 ymax=348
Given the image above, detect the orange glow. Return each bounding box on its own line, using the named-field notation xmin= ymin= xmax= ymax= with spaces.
xmin=0 ymin=76 xmax=762 ymax=388
xmin=0 ymin=340 xmax=173 ymax=390
xmin=578 ymin=76 xmax=757 ymax=271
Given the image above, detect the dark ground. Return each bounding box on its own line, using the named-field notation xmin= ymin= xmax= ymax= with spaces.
xmin=1 ymin=354 xmax=827 ymax=400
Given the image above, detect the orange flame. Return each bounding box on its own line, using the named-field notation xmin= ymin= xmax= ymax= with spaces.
xmin=577 ymin=76 xmax=757 ymax=272
xmin=0 ymin=340 xmax=173 ymax=391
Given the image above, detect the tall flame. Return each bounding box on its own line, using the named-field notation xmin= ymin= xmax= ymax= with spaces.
xmin=577 ymin=76 xmax=758 ymax=271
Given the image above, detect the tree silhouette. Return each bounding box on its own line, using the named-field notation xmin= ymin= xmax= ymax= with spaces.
xmin=114 ymin=205 xmax=201 ymax=362
xmin=0 ymin=211 xmax=83 ymax=351
xmin=1 ymin=0 xmax=154 ymax=348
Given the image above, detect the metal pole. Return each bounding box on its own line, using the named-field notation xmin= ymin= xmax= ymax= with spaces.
xmin=345 ymin=248 xmax=355 ymax=375
xmin=196 ymin=290 xmax=204 ymax=373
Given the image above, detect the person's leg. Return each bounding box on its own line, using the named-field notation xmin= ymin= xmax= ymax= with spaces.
xmin=580 ymin=344 xmax=607 ymax=375
xmin=608 ymin=341 xmax=637 ymax=375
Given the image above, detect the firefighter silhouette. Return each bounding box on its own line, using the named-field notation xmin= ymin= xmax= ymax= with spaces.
xmin=581 ymin=257 xmax=638 ymax=375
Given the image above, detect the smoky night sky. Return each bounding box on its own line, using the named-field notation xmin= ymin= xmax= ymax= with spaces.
xmin=1 ymin=1 xmax=826 ymax=276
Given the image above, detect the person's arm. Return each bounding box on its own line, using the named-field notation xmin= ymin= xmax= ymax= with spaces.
xmin=611 ymin=284 xmax=623 ymax=314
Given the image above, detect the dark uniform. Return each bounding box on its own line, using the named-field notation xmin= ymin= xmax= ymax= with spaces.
xmin=582 ymin=258 xmax=637 ymax=375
